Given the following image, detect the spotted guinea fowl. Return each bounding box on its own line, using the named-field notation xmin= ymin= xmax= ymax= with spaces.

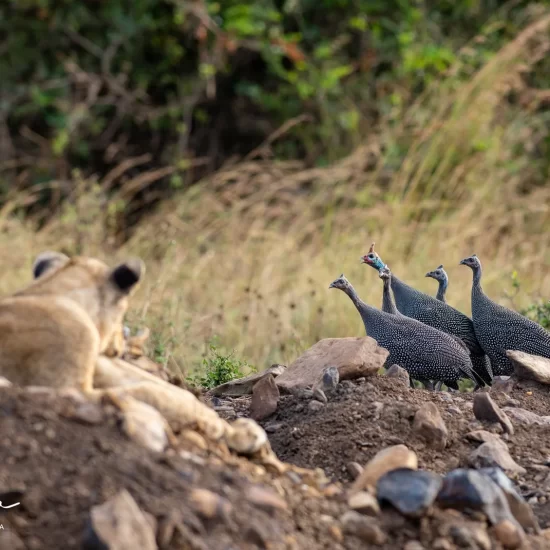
xmin=379 ymin=267 xmax=450 ymax=390
xmin=425 ymin=265 xmax=448 ymax=302
xmin=361 ymin=243 xmax=493 ymax=387
xmin=460 ymin=254 xmax=550 ymax=376
xmin=329 ymin=274 xmax=477 ymax=385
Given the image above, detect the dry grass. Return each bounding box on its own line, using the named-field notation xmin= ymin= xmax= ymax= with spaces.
xmin=2 ymin=15 xmax=550 ymax=377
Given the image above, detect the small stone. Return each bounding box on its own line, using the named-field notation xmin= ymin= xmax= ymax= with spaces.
xmin=308 ymin=400 xmax=325 ymax=413
xmin=246 ymin=485 xmax=287 ymax=511
xmin=449 ymin=524 xmax=491 ymax=550
xmin=432 ymin=538 xmax=453 ymax=550
xmin=250 ymin=374 xmax=280 ymax=421
xmin=413 ymin=403 xmax=448 ymax=450
xmin=347 ymin=462 xmax=364 ymax=480
xmin=492 ymin=520 xmax=525 ymax=549
xmin=376 ymin=468 xmax=442 ymax=517
xmin=469 ymin=440 xmax=526 ymax=476
xmin=473 ymin=393 xmax=514 ymax=435
xmin=329 ymin=524 xmax=343 ymax=542
xmin=0 ymin=377 xmax=13 ymax=387
xmin=385 ymin=364 xmax=410 ymax=386
xmin=189 ymin=488 xmax=231 ymax=520
xmin=490 ymin=376 xmax=515 ymax=394
xmin=502 ymin=407 xmax=550 ymax=427
xmin=69 ymin=401 xmax=104 ymax=425
xmin=348 ymin=491 xmax=380 ymax=516
xmin=404 ymin=542 xmax=425 ymax=550
xmin=447 ymin=406 xmax=462 ymax=415
xmin=84 ymin=489 xmax=157 ymax=550
xmin=313 ymin=388 xmax=328 ymax=403
xmin=351 ymin=445 xmax=418 ymax=492
xmin=225 ymin=418 xmax=267 ymax=455
xmin=264 ymin=422 xmax=285 ymax=433
xmin=318 ymin=366 xmax=339 ymax=391
xmin=340 ymin=511 xmax=386 ymax=545
xmin=465 ymin=430 xmax=502 ymax=444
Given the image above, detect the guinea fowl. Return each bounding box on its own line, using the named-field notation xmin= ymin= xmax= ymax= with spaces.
xmin=379 ymin=267 xmax=450 ymax=390
xmin=460 ymin=254 xmax=550 ymax=376
xmin=329 ymin=274 xmax=477 ymax=385
xmin=425 ymin=265 xmax=448 ymax=302
xmin=361 ymin=243 xmax=493 ymax=387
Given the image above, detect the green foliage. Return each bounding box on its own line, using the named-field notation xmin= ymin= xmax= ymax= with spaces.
xmin=521 ymin=301 xmax=550 ymax=330
xmin=187 ymin=342 xmax=256 ymax=390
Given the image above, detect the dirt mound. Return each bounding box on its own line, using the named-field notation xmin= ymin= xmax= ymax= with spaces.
xmin=2 ymin=375 xmax=550 ymax=550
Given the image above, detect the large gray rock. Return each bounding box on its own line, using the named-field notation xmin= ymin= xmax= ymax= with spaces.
xmin=506 ymin=350 xmax=550 ymax=385
xmin=275 ymin=337 xmax=388 ymax=392
xmin=249 ymin=374 xmax=279 ymax=421
xmin=209 ymin=364 xmax=286 ymax=397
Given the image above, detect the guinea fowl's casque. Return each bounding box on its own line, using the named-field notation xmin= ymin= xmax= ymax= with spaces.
xmin=361 ymin=243 xmax=493 ymax=387
xmin=425 ymin=265 xmax=448 ymax=302
xmin=379 ymin=267 xmax=451 ymax=390
xmin=460 ymin=254 xmax=550 ymax=376
xmin=329 ymin=274 xmax=477 ymax=385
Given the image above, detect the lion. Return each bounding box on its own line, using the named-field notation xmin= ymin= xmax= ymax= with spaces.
xmin=1 ymin=251 xmax=228 ymax=440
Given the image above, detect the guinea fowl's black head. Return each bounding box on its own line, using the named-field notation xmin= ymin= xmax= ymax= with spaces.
xmin=329 ymin=273 xmax=352 ymax=291
xmin=425 ymin=264 xmax=447 ymax=282
xmin=459 ymin=254 xmax=481 ymax=270
xmin=360 ymin=242 xmax=387 ymax=272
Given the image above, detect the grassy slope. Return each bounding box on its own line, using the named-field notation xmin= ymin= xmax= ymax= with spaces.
xmin=2 ymin=16 xmax=550 ymax=379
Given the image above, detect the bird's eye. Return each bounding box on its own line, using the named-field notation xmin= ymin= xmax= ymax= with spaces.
xmin=368 ymin=254 xmax=374 ymax=259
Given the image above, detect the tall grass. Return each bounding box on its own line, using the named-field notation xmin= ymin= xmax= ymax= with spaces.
xmin=1 ymin=16 xmax=550 ymax=377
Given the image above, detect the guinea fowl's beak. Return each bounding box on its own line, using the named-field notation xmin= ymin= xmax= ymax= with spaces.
xmin=360 ymin=256 xmax=367 ymax=264
xmin=459 ymin=259 xmax=466 ymax=265
xmin=329 ymin=281 xmax=336 ymax=289
xmin=425 ymin=272 xmax=431 ymax=277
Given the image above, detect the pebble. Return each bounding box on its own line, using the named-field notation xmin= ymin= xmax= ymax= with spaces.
xmin=346 ymin=462 xmax=364 ymax=480
xmin=67 ymin=401 xmax=104 ymax=425
xmin=250 ymin=374 xmax=280 ymax=421
xmin=403 ymin=542 xmax=425 ymax=550
xmin=412 ymin=403 xmax=448 ymax=450
xmin=225 ymin=418 xmax=267 ymax=455
xmin=465 ymin=430 xmax=502 ymax=444
xmin=447 ymin=406 xmax=462 ymax=415
xmin=190 ymin=488 xmax=231 ymax=520
xmin=264 ymin=422 xmax=286 ymax=433
xmin=319 ymin=366 xmax=339 ymax=391
xmin=308 ymin=400 xmax=325 ymax=413
xmin=351 ymin=445 xmax=418 ymax=492
xmin=469 ymin=439 xmax=526 ymax=476
xmin=493 ymin=520 xmax=525 ymax=549
xmin=449 ymin=524 xmax=491 ymax=550
xmin=376 ymin=468 xmax=442 ymax=517
xmin=432 ymin=538 xmax=453 ymax=550
xmin=340 ymin=511 xmax=386 ymax=545
xmin=348 ymin=491 xmax=380 ymax=516
xmin=246 ymin=485 xmax=288 ymax=511
xmin=473 ymin=393 xmax=514 ymax=435
xmin=313 ymin=388 xmax=328 ymax=403
xmin=385 ymin=364 xmax=410 ymax=386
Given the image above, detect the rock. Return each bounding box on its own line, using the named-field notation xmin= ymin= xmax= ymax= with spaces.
xmin=0 ymin=530 xmax=26 ymax=550
xmin=412 ymin=403 xmax=448 ymax=450
xmin=84 ymin=489 xmax=157 ymax=550
xmin=315 ymin=366 xmax=340 ymax=392
xmin=264 ymin=422 xmax=286 ymax=433
xmin=352 ymin=445 xmax=417 ymax=493
xmin=116 ymin=395 xmax=169 ymax=453
xmin=225 ymin=418 xmax=267 ymax=455
xmin=432 ymin=539 xmax=453 ymax=550
xmin=490 ymin=377 xmax=515 ymax=394
xmin=449 ymin=524 xmax=491 ymax=550
xmin=209 ymin=364 xmax=286 ymax=397
xmin=376 ymin=468 xmax=442 ymax=517
xmin=249 ymin=374 xmax=280 ymax=421
xmin=479 ymin=467 xmax=540 ymax=533
xmin=340 ymin=511 xmax=386 ymax=545
xmin=473 ymin=393 xmax=514 ymax=435
xmin=308 ymin=400 xmax=325 ymax=413
xmin=275 ymin=337 xmax=388 ymax=392
xmin=469 ymin=440 xmax=526 ymax=476
xmin=64 ymin=401 xmax=104 ymax=425
xmin=348 ymin=491 xmax=380 ymax=516
xmin=347 ymin=462 xmax=364 ymax=480
xmin=492 ymin=520 xmax=525 ymax=549
xmin=437 ymin=469 xmax=518 ymax=527
xmin=506 ymin=350 xmax=550 ymax=385
xmin=189 ymin=488 xmax=231 ymax=520
xmin=312 ymin=388 xmax=328 ymax=403
xmin=403 ymin=542 xmax=425 ymax=550
xmin=246 ymin=485 xmax=287 ymax=511
xmin=0 ymin=376 xmax=12 ymax=387
xmin=385 ymin=364 xmax=410 ymax=386
xmin=465 ymin=430 xmax=502 ymax=444
xmin=502 ymin=407 xmax=550 ymax=426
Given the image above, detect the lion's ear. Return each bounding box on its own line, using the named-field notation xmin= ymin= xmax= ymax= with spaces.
xmin=32 ymin=251 xmax=70 ymax=279
xmin=108 ymin=258 xmax=144 ymax=295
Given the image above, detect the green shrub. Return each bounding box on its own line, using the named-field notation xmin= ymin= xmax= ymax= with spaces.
xmin=187 ymin=343 xmax=256 ymax=390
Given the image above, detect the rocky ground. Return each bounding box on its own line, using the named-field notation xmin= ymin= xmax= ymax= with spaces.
xmin=1 ymin=337 xmax=550 ymax=550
